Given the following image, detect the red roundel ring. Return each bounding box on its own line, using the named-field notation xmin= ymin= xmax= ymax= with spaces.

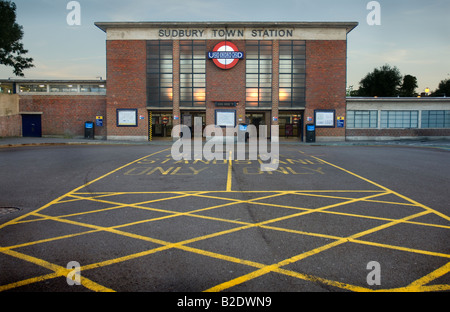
xmin=211 ymin=41 xmax=241 ymax=70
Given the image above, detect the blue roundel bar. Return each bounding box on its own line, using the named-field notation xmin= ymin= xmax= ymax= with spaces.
xmin=208 ymin=51 xmax=244 ymax=59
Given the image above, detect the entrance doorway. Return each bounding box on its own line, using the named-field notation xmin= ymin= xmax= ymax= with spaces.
xmin=22 ymin=114 xmax=42 ymax=137
xmin=149 ymin=112 xmax=173 ymax=139
xmin=182 ymin=112 xmax=206 ymax=137
xmin=279 ymin=111 xmax=304 ymax=141
xmin=246 ymin=112 xmax=269 ymax=137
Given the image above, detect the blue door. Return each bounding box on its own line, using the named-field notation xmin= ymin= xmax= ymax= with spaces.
xmin=22 ymin=114 xmax=42 ymax=137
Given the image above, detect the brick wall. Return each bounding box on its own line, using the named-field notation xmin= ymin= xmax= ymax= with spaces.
xmin=0 ymin=94 xmax=21 ymax=137
xmin=206 ymin=40 xmax=246 ymax=131
xmin=347 ymin=128 xmax=450 ymax=138
xmin=106 ymin=40 xmax=147 ymax=139
xmin=0 ymin=115 xmax=21 ymax=137
xmin=19 ymin=95 xmax=106 ymax=138
xmin=305 ymin=40 xmax=347 ymax=140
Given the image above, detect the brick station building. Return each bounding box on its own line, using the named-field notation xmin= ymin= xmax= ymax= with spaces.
xmin=3 ymin=21 xmax=449 ymax=142
xmin=95 ymin=21 xmax=358 ymax=141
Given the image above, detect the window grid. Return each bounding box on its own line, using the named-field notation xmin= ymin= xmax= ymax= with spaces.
xmin=147 ymin=41 xmax=173 ymax=107
xmin=279 ymin=40 xmax=306 ymax=108
xmin=421 ymin=110 xmax=450 ymax=128
xmin=347 ymin=110 xmax=378 ymax=128
xmin=380 ymin=111 xmax=419 ymax=128
xmin=246 ymin=41 xmax=273 ymax=108
xmin=180 ymin=40 xmax=206 ymax=107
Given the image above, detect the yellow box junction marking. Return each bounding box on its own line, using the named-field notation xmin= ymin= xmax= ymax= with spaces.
xmin=0 ymin=147 xmax=449 ymax=292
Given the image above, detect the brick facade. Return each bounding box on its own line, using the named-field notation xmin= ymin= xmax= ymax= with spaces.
xmin=305 ymin=40 xmax=347 ymax=140
xmin=1 ymin=22 xmax=365 ymax=141
xmin=347 ymin=128 xmax=450 ymax=138
xmin=205 ymin=40 xmax=246 ymax=131
xmin=19 ymin=95 xmax=107 ymax=138
xmin=0 ymin=115 xmax=21 ymax=137
xmin=106 ymin=40 xmax=147 ymax=140
xmin=105 ymin=37 xmax=350 ymax=141
xmin=0 ymin=94 xmax=21 ymax=137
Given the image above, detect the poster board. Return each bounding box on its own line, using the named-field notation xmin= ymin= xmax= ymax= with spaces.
xmin=314 ymin=110 xmax=335 ymax=128
xmin=215 ymin=110 xmax=236 ymax=127
xmin=117 ymin=109 xmax=138 ymax=127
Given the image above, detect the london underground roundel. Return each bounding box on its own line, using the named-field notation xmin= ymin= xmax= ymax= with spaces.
xmin=208 ymin=41 xmax=244 ymax=70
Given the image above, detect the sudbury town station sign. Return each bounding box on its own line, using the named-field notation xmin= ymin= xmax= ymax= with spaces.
xmin=99 ymin=23 xmax=354 ymax=41
xmin=158 ymin=28 xmax=294 ymax=39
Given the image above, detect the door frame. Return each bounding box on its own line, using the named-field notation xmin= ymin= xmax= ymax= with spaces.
xmin=21 ymin=113 xmax=43 ymax=137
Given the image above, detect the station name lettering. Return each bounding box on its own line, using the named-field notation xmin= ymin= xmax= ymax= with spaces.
xmin=158 ymin=28 xmax=294 ymax=39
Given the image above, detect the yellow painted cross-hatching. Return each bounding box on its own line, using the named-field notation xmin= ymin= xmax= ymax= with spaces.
xmin=0 ymin=147 xmax=449 ymax=292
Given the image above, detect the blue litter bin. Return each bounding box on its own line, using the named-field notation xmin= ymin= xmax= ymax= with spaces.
xmin=305 ymin=124 xmax=315 ymax=143
xmin=85 ymin=121 xmax=95 ymax=139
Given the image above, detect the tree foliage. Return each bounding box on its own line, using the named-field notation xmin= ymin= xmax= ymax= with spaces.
xmin=0 ymin=0 xmax=34 ymax=77
xmin=357 ymin=64 xmax=403 ymax=97
xmin=431 ymin=79 xmax=450 ymax=97
xmin=398 ymin=74 xmax=418 ymax=97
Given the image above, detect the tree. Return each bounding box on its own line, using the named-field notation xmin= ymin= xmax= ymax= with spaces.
xmin=431 ymin=79 xmax=450 ymax=97
xmin=357 ymin=64 xmax=403 ymax=97
xmin=398 ymin=74 xmax=418 ymax=97
xmin=0 ymin=0 xmax=34 ymax=77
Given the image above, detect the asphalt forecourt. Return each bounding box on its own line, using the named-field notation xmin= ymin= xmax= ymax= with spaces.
xmin=0 ymin=142 xmax=449 ymax=300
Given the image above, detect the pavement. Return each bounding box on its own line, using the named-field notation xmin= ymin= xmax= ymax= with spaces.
xmin=1 ymin=136 xmax=450 ymax=150
xmin=0 ymin=136 xmax=449 ymax=296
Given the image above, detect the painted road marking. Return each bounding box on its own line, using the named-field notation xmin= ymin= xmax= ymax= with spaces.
xmin=0 ymin=146 xmax=449 ymax=292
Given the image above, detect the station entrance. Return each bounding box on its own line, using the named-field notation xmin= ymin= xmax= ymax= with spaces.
xmin=181 ymin=111 xmax=206 ymax=138
xmin=149 ymin=111 xmax=173 ymax=139
xmin=279 ymin=111 xmax=304 ymax=141
xmin=245 ymin=112 xmax=270 ymax=138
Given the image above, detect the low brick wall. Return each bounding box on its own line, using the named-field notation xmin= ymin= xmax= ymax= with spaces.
xmin=19 ymin=95 xmax=107 ymax=138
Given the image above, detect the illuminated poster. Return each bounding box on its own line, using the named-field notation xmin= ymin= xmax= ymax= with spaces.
xmin=315 ymin=110 xmax=335 ymax=127
xmin=215 ymin=110 xmax=236 ymax=127
xmin=117 ymin=109 xmax=138 ymax=127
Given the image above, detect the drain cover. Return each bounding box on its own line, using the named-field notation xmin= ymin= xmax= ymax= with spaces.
xmin=0 ymin=207 xmax=20 ymax=216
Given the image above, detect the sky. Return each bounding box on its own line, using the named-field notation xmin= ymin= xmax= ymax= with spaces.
xmin=1 ymin=0 xmax=449 ymax=93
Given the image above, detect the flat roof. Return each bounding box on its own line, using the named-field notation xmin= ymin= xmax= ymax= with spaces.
xmin=0 ymin=79 xmax=106 ymax=84
xmin=95 ymin=21 xmax=359 ymax=34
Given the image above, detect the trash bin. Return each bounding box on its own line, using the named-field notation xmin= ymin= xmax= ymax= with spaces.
xmin=238 ymin=124 xmax=249 ymax=143
xmin=305 ymin=124 xmax=315 ymax=143
xmin=84 ymin=121 xmax=95 ymax=139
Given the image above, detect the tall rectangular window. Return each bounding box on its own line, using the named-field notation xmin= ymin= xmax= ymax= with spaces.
xmin=147 ymin=41 xmax=173 ymax=107
xmin=347 ymin=111 xmax=378 ymax=128
xmin=180 ymin=40 xmax=206 ymax=107
xmin=279 ymin=41 xmax=306 ymax=107
xmin=381 ymin=111 xmax=419 ymax=128
xmin=421 ymin=110 xmax=450 ymax=128
xmin=246 ymin=41 xmax=272 ymax=108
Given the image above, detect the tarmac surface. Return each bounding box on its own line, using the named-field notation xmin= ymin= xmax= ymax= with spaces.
xmin=0 ymin=137 xmax=449 ymax=299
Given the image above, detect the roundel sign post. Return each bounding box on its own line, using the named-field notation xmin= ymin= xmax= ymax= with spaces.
xmin=208 ymin=41 xmax=244 ymax=70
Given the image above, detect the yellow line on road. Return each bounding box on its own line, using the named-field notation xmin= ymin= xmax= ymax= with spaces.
xmin=309 ymin=154 xmax=450 ymax=222
xmin=226 ymin=150 xmax=233 ymax=191
xmin=205 ymin=209 xmax=430 ymax=292
xmin=0 ymin=148 xmax=171 ymax=231
xmin=0 ymin=147 xmax=171 ymax=291
xmin=406 ymin=261 xmax=450 ymax=290
xmin=0 ymin=248 xmax=114 ymax=292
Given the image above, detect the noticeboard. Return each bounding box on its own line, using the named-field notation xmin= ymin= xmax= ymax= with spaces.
xmin=215 ymin=110 xmax=236 ymax=127
xmin=314 ymin=110 xmax=335 ymax=128
xmin=117 ymin=109 xmax=138 ymax=127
